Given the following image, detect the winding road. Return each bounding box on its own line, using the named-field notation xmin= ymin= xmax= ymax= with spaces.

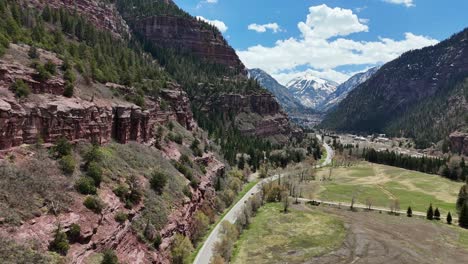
xmin=193 ymin=135 xmax=333 ymax=264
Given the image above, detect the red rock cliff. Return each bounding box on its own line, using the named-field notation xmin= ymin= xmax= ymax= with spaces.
xmin=132 ymin=15 xmax=244 ymax=70
xmin=0 ymin=88 xmax=195 ymax=150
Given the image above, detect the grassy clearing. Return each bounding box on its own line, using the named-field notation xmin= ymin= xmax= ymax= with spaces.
xmin=231 ymin=203 xmax=345 ymax=264
xmin=299 ymin=162 xmax=463 ymax=214
xmin=189 ymin=180 xmax=259 ymax=262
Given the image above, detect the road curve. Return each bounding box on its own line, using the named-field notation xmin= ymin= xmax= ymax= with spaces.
xmin=193 ymin=136 xmax=333 ymax=264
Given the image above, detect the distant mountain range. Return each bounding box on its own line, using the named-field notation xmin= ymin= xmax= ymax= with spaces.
xmin=285 ymin=73 xmax=339 ymax=109
xmin=249 ymin=67 xmax=380 ymax=115
xmin=317 ymin=67 xmax=380 ymax=111
xmin=321 ymin=28 xmax=468 ymax=147
xmin=248 ymin=68 xmax=305 ymax=112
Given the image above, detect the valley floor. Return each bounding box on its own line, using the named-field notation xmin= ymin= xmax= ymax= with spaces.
xmin=233 ymin=203 xmax=468 ymax=264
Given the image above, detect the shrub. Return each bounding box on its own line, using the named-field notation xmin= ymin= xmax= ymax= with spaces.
xmin=75 ymin=177 xmax=97 ymax=195
xmin=35 ymin=63 xmax=51 ymax=81
xmin=48 ymin=225 xmax=70 ymax=256
xmin=63 ymin=81 xmax=74 ymax=97
xmin=59 ymin=154 xmax=76 ymax=175
xmin=447 ymin=212 xmax=453 ymax=225
xmin=113 ymin=184 xmax=129 ymax=200
xmin=114 ymin=211 xmax=128 ymax=224
xmin=182 ymin=186 xmax=192 ymax=198
xmin=83 ymin=196 xmax=104 ymax=214
xmin=11 ymin=79 xmax=31 ymax=98
xmin=86 ymin=162 xmax=103 ymax=187
xmin=150 ymin=171 xmax=168 ymax=195
xmin=84 ymin=145 xmax=103 ymax=164
xmin=67 ymin=223 xmax=81 ymax=243
xmin=174 ymin=162 xmax=193 ymax=180
xmin=28 ymin=46 xmax=39 ymax=59
xmin=154 ymin=234 xmax=162 ymax=249
xmin=64 ymin=69 xmax=76 ymax=83
xmin=168 ymin=133 xmax=183 ymax=144
xmin=45 ymin=60 xmax=56 ymax=75
xmin=101 ymin=250 xmax=119 ymax=264
xmin=54 ymin=137 xmax=72 ymax=157
xmin=171 ymin=234 xmax=194 ymax=264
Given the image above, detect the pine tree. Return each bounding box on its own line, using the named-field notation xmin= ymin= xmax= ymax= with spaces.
xmin=426 ymin=204 xmax=434 ymax=220
xmin=447 ymin=212 xmax=452 ymax=225
xmin=459 ymin=203 xmax=468 ymax=229
xmin=407 ymin=206 xmax=412 ymax=217
xmin=434 ymin=207 xmax=441 ymax=220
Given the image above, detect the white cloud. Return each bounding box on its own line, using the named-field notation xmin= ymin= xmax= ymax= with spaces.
xmin=248 ymin=23 xmax=281 ymax=33
xmin=196 ymin=16 xmax=228 ymax=33
xmin=383 ymin=0 xmax=415 ymax=7
xmin=237 ymin=4 xmax=437 ymax=84
xmin=197 ymin=0 xmax=218 ymax=9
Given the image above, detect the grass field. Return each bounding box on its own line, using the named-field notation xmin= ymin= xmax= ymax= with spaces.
xmin=299 ymin=162 xmax=463 ymax=214
xmin=231 ymin=203 xmax=345 ymax=264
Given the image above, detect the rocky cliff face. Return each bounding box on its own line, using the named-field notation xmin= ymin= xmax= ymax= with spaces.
xmin=0 ymin=87 xmax=195 ymax=150
xmin=132 ymin=15 xmax=244 ymax=69
xmin=450 ymin=131 xmax=468 ymax=156
xmin=209 ymin=93 xmax=303 ymax=143
xmin=25 ymin=0 xmax=129 ymax=37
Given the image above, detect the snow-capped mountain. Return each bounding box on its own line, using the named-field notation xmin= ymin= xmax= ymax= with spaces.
xmin=317 ymin=66 xmax=381 ymax=112
xmin=248 ymin=68 xmax=305 ymax=112
xmin=286 ymin=73 xmax=339 ymax=109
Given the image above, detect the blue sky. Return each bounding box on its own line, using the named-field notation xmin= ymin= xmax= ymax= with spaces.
xmin=173 ymin=0 xmax=468 ymax=84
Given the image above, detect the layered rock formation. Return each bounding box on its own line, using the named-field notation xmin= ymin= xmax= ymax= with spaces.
xmin=132 ymin=15 xmax=244 ymax=69
xmin=210 ymin=93 xmax=303 ymax=142
xmin=450 ymin=131 xmax=468 ymax=155
xmin=0 ymin=87 xmax=195 ymax=150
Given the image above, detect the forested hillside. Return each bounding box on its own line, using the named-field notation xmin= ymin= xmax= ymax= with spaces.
xmin=321 ymin=28 xmax=468 ymax=148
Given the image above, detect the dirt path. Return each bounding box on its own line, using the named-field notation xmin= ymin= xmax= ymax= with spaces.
xmin=301 ymin=205 xmax=468 ymax=264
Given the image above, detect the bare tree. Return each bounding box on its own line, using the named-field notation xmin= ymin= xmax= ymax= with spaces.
xmin=282 ymin=191 xmax=290 ymax=213
xmin=365 ymin=197 xmax=373 ymax=211
xmin=350 ymin=195 xmax=356 ymax=211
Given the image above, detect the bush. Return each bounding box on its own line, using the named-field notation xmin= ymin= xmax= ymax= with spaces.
xmin=48 ymin=225 xmax=70 ymax=256
xmin=63 ymin=81 xmax=74 ymax=97
xmin=64 ymin=69 xmax=76 ymax=83
xmin=28 ymin=46 xmax=39 ymax=59
xmin=86 ymin=162 xmax=103 ymax=187
xmin=174 ymin=162 xmax=193 ymax=180
xmin=59 ymin=154 xmax=76 ymax=175
xmin=45 ymin=60 xmax=56 ymax=75
xmin=168 ymin=133 xmax=183 ymax=144
xmin=84 ymin=145 xmax=103 ymax=164
xmin=101 ymin=250 xmax=119 ymax=264
xmin=154 ymin=234 xmax=162 ymax=249
xmin=75 ymin=177 xmax=97 ymax=195
xmin=113 ymin=184 xmax=129 ymax=199
xmin=11 ymin=79 xmax=31 ymax=98
xmin=83 ymin=196 xmax=104 ymax=214
xmin=114 ymin=211 xmax=128 ymax=224
xmin=150 ymin=171 xmax=168 ymax=195
xmin=171 ymin=234 xmax=194 ymax=264
xmin=54 ymin=137 xmax=72 ymax=157
xmin=35 ymin=64 xmax=51 ymax=81
xmin=67 ymin=223 xmax=81 ymax=243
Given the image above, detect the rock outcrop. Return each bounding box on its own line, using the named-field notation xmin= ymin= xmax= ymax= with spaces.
xmin=132 ymin=15 xmax=244 ymax=70
xmin=450 ymin=131 xmax=468 ymax=155
xmin=25 ymin=0 xmax=129 ymax=37
xmin=0 ymin=87 xmax=195 ymax=150
xmin=209 ymin=93 xmax=303 ymax=143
